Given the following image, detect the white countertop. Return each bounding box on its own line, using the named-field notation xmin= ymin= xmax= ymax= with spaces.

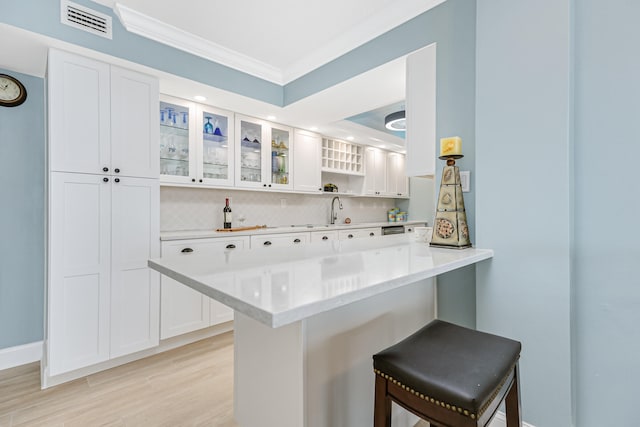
xmin=149 ymin=234 xmax=492 ymax=328
xmin=160 ymin=220 xmax=428 ymax=241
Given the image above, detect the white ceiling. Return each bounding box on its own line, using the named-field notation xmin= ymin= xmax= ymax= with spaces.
xmin=0 ymin=1 xmax=442 ymax=151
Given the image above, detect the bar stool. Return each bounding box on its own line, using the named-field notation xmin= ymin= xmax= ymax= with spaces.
xmin=373 ymin=320 xmax=521 ymax=427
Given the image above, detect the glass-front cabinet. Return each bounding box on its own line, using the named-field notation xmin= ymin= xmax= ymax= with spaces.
xmin=235 ymin=115 xmax=293 ymax=191
xmin=160 ymin=97 xmax=195 ymax=184
xmin=198 ymin=105 xmax=233 ymax=185
xmin=159 ymin=95 xmax=234 ymax=187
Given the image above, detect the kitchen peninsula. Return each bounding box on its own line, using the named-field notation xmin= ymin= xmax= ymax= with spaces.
xmin=149 ymin=234 xmax=493 ymax=427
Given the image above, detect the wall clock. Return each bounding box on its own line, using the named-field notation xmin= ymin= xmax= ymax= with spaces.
xmin=0 ymin=74 xmax=28 ymax=107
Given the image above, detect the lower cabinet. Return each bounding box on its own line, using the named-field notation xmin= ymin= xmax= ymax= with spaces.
xmin=250 ymin=232 xmax=309 ymax=249
xmin=160 ymin=237 xmax=248 ymax=339
xmin=338 ymin=227 xmax=382 ymax=240
xmin=48 ymin=172 xmax=160 ymax=375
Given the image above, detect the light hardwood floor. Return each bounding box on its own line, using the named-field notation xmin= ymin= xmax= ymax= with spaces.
xmin=0 ymin=332 xmax=238 ymax=427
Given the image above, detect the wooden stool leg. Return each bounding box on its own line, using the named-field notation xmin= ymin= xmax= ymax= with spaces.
xmin=374 ymin=374 xmax=392 ymax=427
xmin=505 ymin=363 xmax=522 ymax=427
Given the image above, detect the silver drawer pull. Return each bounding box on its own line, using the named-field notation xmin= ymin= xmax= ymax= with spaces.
xmin=226 ymin=244 xmax=236 ymax=249
xmin=181 ymin=247 xmax=194 ymax=253
xmin=263 ymin=241 xmax=272 ymax=246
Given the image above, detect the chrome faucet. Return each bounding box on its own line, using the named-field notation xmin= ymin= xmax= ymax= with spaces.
xmin=330 ymin=196 xmax=343 ymax=224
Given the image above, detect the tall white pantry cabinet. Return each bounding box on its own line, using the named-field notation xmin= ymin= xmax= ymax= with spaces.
xmin=46 ymin=49 xmax=160 ymax=379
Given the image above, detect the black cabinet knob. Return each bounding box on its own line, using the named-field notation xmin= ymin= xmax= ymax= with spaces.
xmin=263 ymin=241 xmax=272 ymax=246
xmin=369 ymin=232 xmax=375 ymax=236
xmin=114 ymin=178 xmax=120 ymax=183
xmin=199 ymin=179 xmax=203 ymax=183
xmin=263 ymin=184 xmax=267 ymax=187
xmin=114 ymin=168 xmax=120 ymax=173
xmin=226 ymin=244 xmax=236 ymax=249
xmin=348 ymin=234 xmax=354 ymax=239
xmin=102 ymin=167 xmax=109 ymax=172
xmin=192 ymin=178 xmax=196 ymax=182
xmin=181 ymin=248 xmax=194 ymax=253
xmin=103 ymin=177 xmax=109 ymax=182
xmin=268 ymin=184 xmax=272 ymax=187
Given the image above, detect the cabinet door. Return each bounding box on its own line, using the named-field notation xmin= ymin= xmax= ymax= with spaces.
xmin=48 ymin=172 xmax=111 ymax=375
xmin=338 ymin=227 xmax=381 ymax=240
xmin=48 ymin=49 xmax=110 ymax=175
xmin=251 ymin=233 xmax=310 ymax=249
xmin=236 ymin=115 xmax=267 ymax=189
xmin=159 ymin=96 xmax=197 ymax=184
xmin=268 ymin=125 xmax=293 ymax=190
xmin=293 ymin=129 xmax=322 ymax=193
xmin=386 ymin=153 xmax=408 ymax=197
xmin=364 ymin=148 xmax=387 ymax=195
xmin=160 ymin=237 xmax=248 ymax=338
xmin=110 ymin=177 xmax=160 ymax=358
xmin=198 ymin=105 xmax=234 ymax=187
xmin=111 ymin=67 xmax=160 ymax=179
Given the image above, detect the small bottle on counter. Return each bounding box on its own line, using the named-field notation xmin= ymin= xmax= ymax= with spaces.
xmin=223 ymin=198 xmax=232 ymax=229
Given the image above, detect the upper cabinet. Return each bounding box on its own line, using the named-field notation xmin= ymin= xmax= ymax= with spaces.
xmin=49 ymin=49 xmax=159 ymax=179
xmin=293 ymin=129 xmax=322 ymax=193
xmin=235 ymin=115 xmax=293 ymax=191
xmin=364 ymin=147 xmax=388 ymax=196
xmin=322 ymin=138 xmax=364 ymax=175
xmin=386 ymin=152 xmax=409 ymax=197
xmin=159 ymin=95 xmax=234 ymax=187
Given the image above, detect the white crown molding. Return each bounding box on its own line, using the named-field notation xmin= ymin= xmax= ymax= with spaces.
xmin=283 ymin=0 xmax=447 ymax=83
xmin=113 ymin=3 xmax=284 ymax=84
xmin=111 ymin=0 xmax=445 ymax=86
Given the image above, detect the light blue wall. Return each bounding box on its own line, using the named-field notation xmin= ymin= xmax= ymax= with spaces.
xmin=0 ymin=69 xmax=45 ymax=348
xmin=573 ymin=1 xmax=640 ymax=425
xmin=475 ymin=1 xmax=573 ymax=426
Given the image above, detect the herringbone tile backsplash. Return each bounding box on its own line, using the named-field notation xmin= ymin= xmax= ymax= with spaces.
xmin=160 ymin=187 xmax=398 ymax=231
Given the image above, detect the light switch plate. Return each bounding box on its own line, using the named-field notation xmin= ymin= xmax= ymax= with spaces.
xmin=460 ymin=171 xmax=470 ymax=192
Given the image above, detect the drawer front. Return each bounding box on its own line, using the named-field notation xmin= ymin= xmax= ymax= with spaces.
xmin=403 ymin=223 xmax=426 ymax=233
xmin=251 ymin=233 xmax=310 ymax=248
xmin=161 ymin=237 xmax=249 ymax=257
xmin=338 ymin=227 xmax=381 ymax=240
xmin=310 ymin=230 xmax=339 ymax=242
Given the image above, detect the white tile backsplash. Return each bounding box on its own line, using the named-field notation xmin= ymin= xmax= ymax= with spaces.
xmin=160 ymin=187 xmax=399 ymax=231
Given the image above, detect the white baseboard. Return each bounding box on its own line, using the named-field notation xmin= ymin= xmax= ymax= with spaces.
xmin=490 ymin=411 xmax=535 ymax=427
xmin=0 ymin=341 xmax=43 ymax=371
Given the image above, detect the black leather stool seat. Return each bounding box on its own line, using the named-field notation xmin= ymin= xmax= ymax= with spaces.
xmin=373 ymin=320 xmax=521 ymax=423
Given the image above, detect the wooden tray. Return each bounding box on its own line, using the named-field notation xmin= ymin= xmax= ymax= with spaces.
xmin=215 ymin=225 xmax=267 ymax=232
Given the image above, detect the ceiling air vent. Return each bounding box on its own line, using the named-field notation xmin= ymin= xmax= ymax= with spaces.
xmin=61 ymin=0 xmax=112 ymax=39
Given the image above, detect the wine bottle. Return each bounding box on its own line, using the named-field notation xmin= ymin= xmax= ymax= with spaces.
xmin=223 ymin=198 xmax=232 ymax=229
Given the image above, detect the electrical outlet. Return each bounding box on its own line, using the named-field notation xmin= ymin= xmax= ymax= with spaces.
xmin=460 ymin=171 xmax=470 ymax=192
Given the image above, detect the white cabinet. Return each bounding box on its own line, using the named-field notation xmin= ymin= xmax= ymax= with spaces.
xmin=47 ymin=49 xmax=160 ymax=377
xmin=159 ymin=95 xmax=235 ymax=187
xmin=310 ymin=230 xmax=339 ymax=242
xmin=160 ymin=237 xmax=247 ymax=339
xmin=251 ymin=232 xmax=309 ymax=249
xmin=364 ymin=148 xmax=388 ymax=196
xmin=386 ymin=152 xmax=409 ymax=197
xmin=338 ymin=227 xmax=381 ymax=240
xmin=293 ymin=129 xmax=323 ymax=193
xmin=48 ymin=173 xmax=160 ymax=374
xmin=321 ymin=138 xmax=364 ymax=175
xmin=235 ymin=115 xmax=293 ymax=191
xmin=48 ymin=49 xmax=159 ymax=179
